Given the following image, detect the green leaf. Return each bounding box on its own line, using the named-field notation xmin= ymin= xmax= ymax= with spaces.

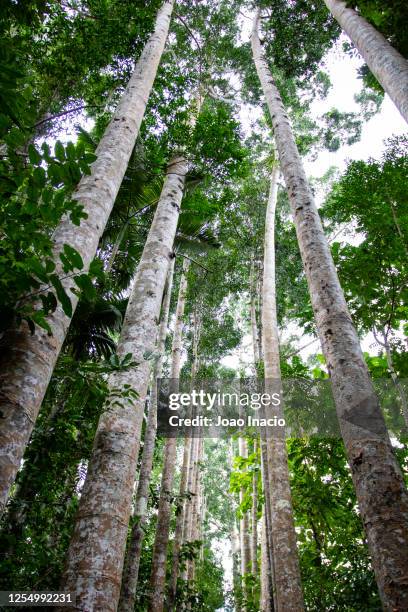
xmin=66 ymin=142 xmax=76 ymax=161
xmin=54 ymin=141 xmax=65 ymax=162
xmin=32 ymin=166 xmax=46 ymax=187
xmin=28 ymin=144 xmax=42 ymax=165
xmin=62 ymin=244 xmax=84 ymax=270
xmin=50 ymin=274 xmax=72 ymax=317
xmin=73 ymin=274 xmax=97 ymax=300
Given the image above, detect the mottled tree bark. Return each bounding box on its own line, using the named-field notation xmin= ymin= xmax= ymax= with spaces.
xmin=250 ymin=258 xmax=261 ymax=370
xmin=260 ymin=436 xmax=276 ymax=612
xmin=148 ymin=258 xmax=190 ymax=612
xmin=0 ymin=0 xmax=175 ymax=515
xmin=118 ymin=259 xmax=175 ymax=612
xmin=182 ymin=433 xmax=199 ymax=581
xmin=252 ymin=12 xmax=408 ymax=610
xmin=232 ymin=526 xmax=243 ymax=612
xmin=260 ymin=514 xmax=273 ymax=612
xmin=187 ymin=436 xmax=204 ymax=583
xmin=259 ymin=160 xmax=304 ymax=611
xmin=250 ymin=440 xmax=258 ymax=577
xmin=60 ymin=156 xmax=187 ymax=612
xmin=238 ymin=436 xmax=251 ymax=606
xmin=167 ymin=306 xmax=202 ymax=610
xmin=323 ymin=0 xmax=408 ymax=124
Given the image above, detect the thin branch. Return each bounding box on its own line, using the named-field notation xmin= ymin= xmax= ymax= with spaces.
xmin=178 ymin=253 xmax=210 ymax=272
xmin=33 ymin=105 xmax=102 ymax=130
xmin=284 ymin=337 xmax=319 ymax=358
xmin=174 ymin=13 xmax=203 ymax=53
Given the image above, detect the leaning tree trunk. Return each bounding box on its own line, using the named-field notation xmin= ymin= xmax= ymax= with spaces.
xmin=260 ymin=162 xmax=304 ymax=611
xmin=323 ymin=0 xmax=408 ymax=124
xmin=61 ymin=156 xmax=187 ymax=612
xmin=0 ymin=0 xmax=175 ymax=516
xmin=252 ymin=12 xmax=408 ymax=610
xmin=148 ymin=258 xmax=190 ymax=612
xmin=118 ymin=259 xmax=175 ymax=612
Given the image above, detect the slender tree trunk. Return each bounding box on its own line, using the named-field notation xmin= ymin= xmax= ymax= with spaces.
xmin=323 ymin=0 xmax=408 ymax=124
xmin=0 ymin=0 xmax=175 ymax=515
xmin=238 ymin=436 xmax=251 ymax=605
xmin=250 ymin=440 xmax=258 ymax=577
xmin=232 ymin=525 xmax=243 ymax=612
xmin=183 ymin=432 xmax=201 ymax=585
xmin=250 ymin=258 xmax=261 ymax=370
xmin=167 ymin=306 xmax=202 ymax=610
xmin=181 ymin=431 xmax=200 ymax=587
xmin=61 ymin=156 xmax=187 ymax=612
xmin=167 ymin=435 xmax=192 ymax=610
xmin=187 ymin=436 xmax=204 ymax=583
xmin=259 ymin=436 xmax=276 ymax=612
xmin=148 ymin=258 xmax=190 ymax=612
xmin=252 ymin=12 xmax=408 ymax=610
xmin=118 ymin=259 xmax=175 ymax=612
xmin=260 ymin=513 xmax=273 ymax=612
xmin=259 ymin=161 xmax=304 ymax=611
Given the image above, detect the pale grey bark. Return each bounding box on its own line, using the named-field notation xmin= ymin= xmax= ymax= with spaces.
xmin=250 ymin=440 xmax=258 ymax=577
xmin=323 ymin=0 xmax=408 ymax=124
xmin=61 ymin=156 xmax=187 ymax=612
xmin=148 ymin=258 xmax=190 ymax=612
xmin=232 ymin=525 xmax=243 ymax=612
xmin=118 ymin=259 xmax=175 ymax=612
xmin=252 ymin=12 xmax=408 ymax=610
xmin=166 ymin=435 xmax=191 ymax=610
xmin=238 ymin=436 xmax=251 ymax=606
xmin=167 ymin=305 xmax=202 ymax=610
xmin=250 ymin=258 xmax=261 ymax=369
xmin=0 ymin=0 xmax=175 ymax=515
xmin=187 ymin=436 xmax=204 ymax=583
xmin=260 ymin=513 xmax=273 ymax=612
xmin=259 ymin=162 xmax=304 ymax=611
xmin=260 ymin=436 xmax=276 ymax=612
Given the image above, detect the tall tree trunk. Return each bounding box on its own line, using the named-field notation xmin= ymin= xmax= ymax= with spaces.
xmin=231 ymin=524 xmax=243 ymax=612
xmin=148 ymin=258 xmax=190 ymax=612
xmin=118 ymin=259 xmax=175 ymax=612
xmin=250 ymin=258 xmax=261 ymax=370
xmin=238 ymin=436 xmax=251 ymax=605
xmin=260 ymin=161 xmax=304 ymax=611
xmin=167 ymin=433 xmax=192 ymax=610
xmin=260 ymin=436 xmax=276 ymax=612
xmin=167 ymin=305 xmax=202 ymax=610
xmin=252 ymin=12 xmax=408 ymax=610
xmin=61 ymin=156 xmax=187 ymax=612
xmin=181 ymin=432 xmax=199 ymax=582
xmin=260 ymin=513 xmax=273 ymax=612
xmin=250 ymin=440 xmax=258 ymax=577
xmin=0 ymin=0 xmax=175 ymax=515
xmin=323 ymin=0 xmax=408 ymax=124
xmin=186 ymin=436 xmax=204 ymax=585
